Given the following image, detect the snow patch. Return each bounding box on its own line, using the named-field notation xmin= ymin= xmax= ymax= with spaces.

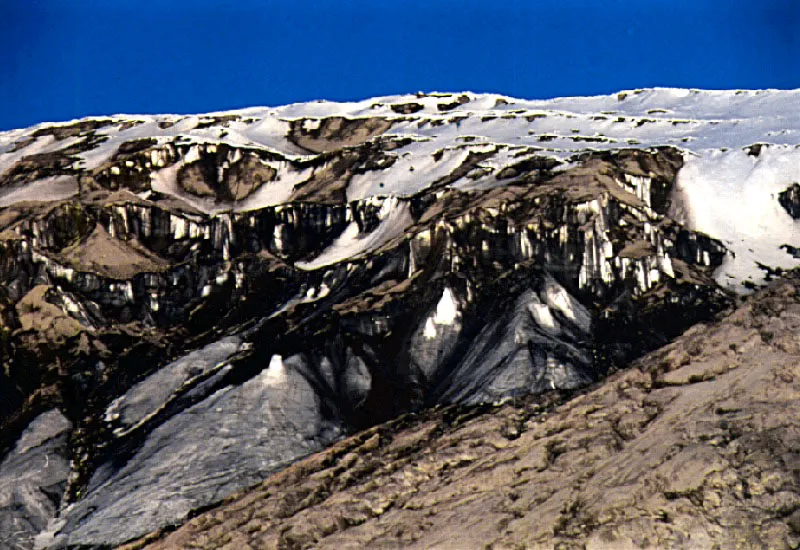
xmin=297 ymin=197 xmax=412 ymax=270
xmin=673 ymin=146 xmax=800 ymax=291
xmin=265 ymin=354 xmax=288 ymax=385
xmin=527 ymin=302 xmax=557 ymax=332
xmin=545 ymin=277 xmax=591 ymax=332
xmin=423 ymin=287 xmax=462 ymax=341
xmin=423 ymin=317 xmax=438 ymax=339
xmin=0 ymin=175 xmax=78 ymax=207
xmin=433 ymin=287 xmax=460 ymax=325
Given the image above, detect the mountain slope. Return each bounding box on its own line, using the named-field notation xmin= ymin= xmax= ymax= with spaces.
xmin=128 ymin=269 xmax=800 ymax=550
xmin=0 ymin=88 xmax=797 ymax=548
xmin=4 ymin=87 xmax=799 ymax=288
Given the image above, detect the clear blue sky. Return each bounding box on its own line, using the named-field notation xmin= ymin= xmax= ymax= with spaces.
xmin=1 ymin=0 xmax=797 ymax=131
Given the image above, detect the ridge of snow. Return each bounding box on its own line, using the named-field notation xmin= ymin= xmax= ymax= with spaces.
xmin=5 ymin=88 xmax=800 ymax=170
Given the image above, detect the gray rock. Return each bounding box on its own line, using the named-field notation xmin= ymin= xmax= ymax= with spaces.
xmin=434 ymin=278 xmax=593 ymax=405
xmin=0 ymin=410 xmax=71 ymax=550
xmin=104 ymin=336 xmax=243 ymax=431
xmin=48 ymin=354 xmax=341 ymax=548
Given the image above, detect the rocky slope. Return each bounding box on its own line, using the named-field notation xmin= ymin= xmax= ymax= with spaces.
xmin=126 ymin=268 xmax=800 ymax=550
xmin=0 ymin=88 xmax=797 ymax=548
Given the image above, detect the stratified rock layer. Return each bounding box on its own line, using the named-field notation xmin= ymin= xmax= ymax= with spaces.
xmin=14 ymin=145 xmax=726 ymax=549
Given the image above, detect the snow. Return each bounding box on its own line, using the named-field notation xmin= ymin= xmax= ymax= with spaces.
xmin=0 ymin=175 xmax=78 ymax=207
xmin=423 ymin=318 xmax=438 ymax=339
xmin=347 ymin=141 xmax=474 ymax=200
xmin=0 ymin=134 xmax=62 ymax=178
xmin=422 ymin=287 xmax=462 ymax=341
xmin=233 ymin=160 xmax=311 ymax=212
xmin=265 ymin=354 xmax=287 ymax=385
xmin=545 ymin=277 xmax=592 ymax=332
xmin=433 ymin=287 xmax=460 ymax=325
xmin=4 ymin=88 xmax=800 ymax=173
xmin=673 ymin=145 xmax=800 ymax=290
xmin=2 ymin=87 xmax=800 ymax=290
xmin=147 ymin=144 xmax=307 ymax=214
xmin=296 ymin=196 xmax=413 ymax=270
xmin=527 ymin=302 xmax=558 ymax=332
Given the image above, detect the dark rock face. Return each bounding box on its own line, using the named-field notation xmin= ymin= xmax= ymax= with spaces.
xmin=779 ymin=183 xmax=800 ymax=219
xmin=0 ymin=110 xmax=737 ymax=548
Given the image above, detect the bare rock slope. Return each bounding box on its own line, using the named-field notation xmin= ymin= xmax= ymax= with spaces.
xmin=131 ymin=271 xmax=800 ymax=550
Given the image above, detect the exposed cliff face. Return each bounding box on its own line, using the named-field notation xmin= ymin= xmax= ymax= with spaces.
xmin=0 ymin=88 xmax=797 ymax=548
xmin=779 ymin=183 xmax=800 ymax=220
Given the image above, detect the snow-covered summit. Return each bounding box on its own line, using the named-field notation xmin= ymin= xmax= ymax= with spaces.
xmin=5 ymin=87 xmax=800 ymax=160
xmin=1 ymin=88 xmax=799 ymax=291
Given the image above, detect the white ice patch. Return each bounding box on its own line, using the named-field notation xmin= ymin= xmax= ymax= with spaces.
xmin=433 ymin=287 xmax=460 ymax=325
xmin=297 ymin=197 xmax=413 ymax=270
xmin=346 ymin=143 xmax=473 ymax=200
xmin=302 ymin=119 xmax=321 ymax=132
xmin=423 ymin=287 xmax=462 ymax=340
xmin=527 ymin=302 xmax=557 ymax=332
xmin=545 ymin=277 xmax=592 ymax=332
xmin=673 ymin=146 xmax=800 ymax=291
xmin=264 ymin=354 xmax=288 ymax=386
xmin=243 ymin=116 xmax=307 ymax=155
xmin=0 ymin=175 xmax=78 ymax=206
xmin=423 ymin=317 xmax=438 ymax=339
xmin=79 ymin=143 xmax=121 ymax=171
xmin=233 ymin=160 xmax=313 ymax=212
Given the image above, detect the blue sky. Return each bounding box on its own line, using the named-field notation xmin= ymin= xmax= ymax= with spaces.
xmin=1 ymin=0 xmax=797 ymax=130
